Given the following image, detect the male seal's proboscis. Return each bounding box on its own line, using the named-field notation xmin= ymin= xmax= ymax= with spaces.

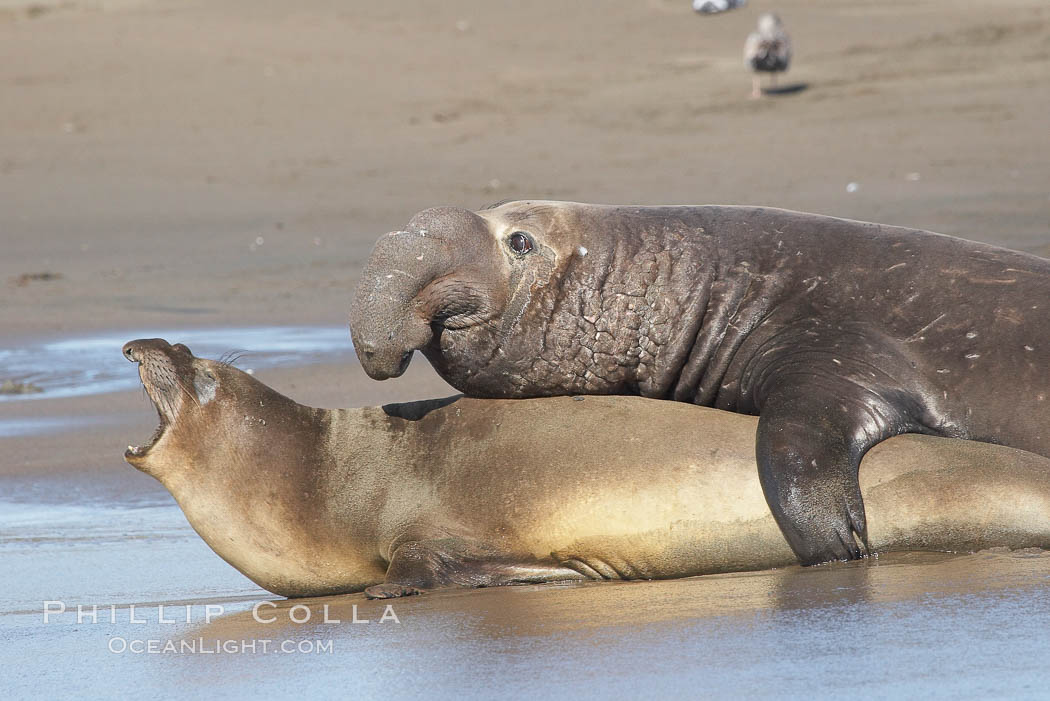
xmin=124 ymin=338 xmax=1050 ymax=599
xmin=349 ymin=201 xmax=1050 ymax=565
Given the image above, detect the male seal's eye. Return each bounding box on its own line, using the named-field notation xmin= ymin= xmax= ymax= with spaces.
xmin=508 ymin=232 xmax=533 ymax=255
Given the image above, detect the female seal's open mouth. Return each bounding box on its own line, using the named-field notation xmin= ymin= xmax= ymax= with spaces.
xmin=125 ymin=404 xmax=168 ymax=459
xmin=122 ymin=338 xmax=193 ymax=461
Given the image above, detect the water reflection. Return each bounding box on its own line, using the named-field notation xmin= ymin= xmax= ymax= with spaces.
xmin=167 ymin=551 xmax=1050 ymax=697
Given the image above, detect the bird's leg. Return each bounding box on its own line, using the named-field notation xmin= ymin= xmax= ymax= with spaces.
xmin=751 ymin=75 xmax=762 ymax=99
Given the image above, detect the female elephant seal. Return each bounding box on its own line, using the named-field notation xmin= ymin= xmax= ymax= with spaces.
xmin=349 ymin=200 xmax=1050 ymax=565
xmin=124 ymin=338 xmax=1050 ymax=599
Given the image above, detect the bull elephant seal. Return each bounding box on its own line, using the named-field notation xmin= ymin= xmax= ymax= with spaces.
xmin=349 ymin=201 xmax=1050 ymax=565
xmin=123 ymin=338 xmax=1050 ymax=599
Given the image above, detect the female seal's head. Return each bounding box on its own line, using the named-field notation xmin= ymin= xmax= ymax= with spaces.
xmin=122 ymin=337 xmax=305 ymax=482
xmin=122 ymin=338 xmax=231 ymax=473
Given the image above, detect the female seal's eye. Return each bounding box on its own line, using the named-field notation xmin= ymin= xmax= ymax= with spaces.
xmin=508 ymin=232 xmax=533 ymax=255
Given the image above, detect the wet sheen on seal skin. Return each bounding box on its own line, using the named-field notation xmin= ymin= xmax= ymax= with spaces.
xmin=123 ymin=338 xmax=1050 ymax=599
xmin=349 ymin=201 xmax=1050 ymax=566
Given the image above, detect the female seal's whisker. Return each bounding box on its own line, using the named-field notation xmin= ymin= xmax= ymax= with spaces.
xmin=176 ymin=375 xmax=201 ymax=409
xmin=218 ymin=350 xmax=248 ymax=367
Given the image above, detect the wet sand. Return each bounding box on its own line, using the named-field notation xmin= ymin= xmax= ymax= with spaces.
xmin=1 ymin=0 xmax=1049 ymax=697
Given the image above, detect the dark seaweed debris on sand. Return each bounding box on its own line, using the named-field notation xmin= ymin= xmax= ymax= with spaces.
xmin=11 ymin=271 xmax=62 ymax=287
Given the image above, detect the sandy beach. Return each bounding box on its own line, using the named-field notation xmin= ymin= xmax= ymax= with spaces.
xmin=3 ymin=0 xmax=1049 ymax=338
xmin=2 ymin=0 xmax=1049 ymax=697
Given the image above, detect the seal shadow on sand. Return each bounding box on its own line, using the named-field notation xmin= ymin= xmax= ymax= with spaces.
xmin=381 ymin=395 xmax=462 ymax=421
xmin=762 ymin=82 xmax=809 ymax=96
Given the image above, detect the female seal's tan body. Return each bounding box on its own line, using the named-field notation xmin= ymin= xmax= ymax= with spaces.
xmin=124 ymin=338 xmax=1050 ymax=599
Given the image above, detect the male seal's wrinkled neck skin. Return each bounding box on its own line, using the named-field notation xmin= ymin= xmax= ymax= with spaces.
xmin=124 ymin=339 xmax=1050 ymax=599
xmin=349 ymin=200 xmax=1050 ymax=566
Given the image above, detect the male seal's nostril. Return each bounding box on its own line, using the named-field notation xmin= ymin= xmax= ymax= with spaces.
xmin=122 ymin=344 xmax=136 ymax=362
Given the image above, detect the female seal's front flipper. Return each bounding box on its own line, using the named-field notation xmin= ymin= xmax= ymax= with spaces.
xmin=755 ymin=382 xmax=915 ymax=565
xmin=364 ymin=538 xmax=589 ymax=599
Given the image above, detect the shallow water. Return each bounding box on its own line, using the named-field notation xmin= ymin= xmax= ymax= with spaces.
xmin=1 ymin=487 xmax=1049 ymax=700
xmin=0 ymin=500 xmax=185 ymax=546
xmin=0 ymin=414 xmax=121 ymax=438
xmin=0 ymin=481 xmax=249 ymax=615
xmin=0 ymin=326 xmax=354 ymax=403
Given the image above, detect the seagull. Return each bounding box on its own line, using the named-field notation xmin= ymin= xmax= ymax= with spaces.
xmin=744 ymin=13 xmax=792 ymax=98
xmin=693 ymin=0 xmax=747 ymax=14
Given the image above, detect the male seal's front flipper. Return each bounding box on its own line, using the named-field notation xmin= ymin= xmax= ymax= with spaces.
xmin=364 ymin=538 xmax=588 ymax=599
xmin=755 ymin=382 xmax=911 ymax=565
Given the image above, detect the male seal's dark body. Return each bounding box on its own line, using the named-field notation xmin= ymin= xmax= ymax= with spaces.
xmin=350 ymin=201 xmax=1050 ymax=564
xmin=124 ymin=338 xmax=1050 ymax=598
